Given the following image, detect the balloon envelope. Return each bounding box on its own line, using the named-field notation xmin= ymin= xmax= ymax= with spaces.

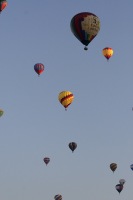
xmin=69 ymin=142 xmax=77 ymax=152
xmin=58 ymin=91 xmax=74 ymax=110
xmin=119 ymin=179 xmax=126 ymax=185
xmin=110 ymin=163 xmax=117 ymax=172
xmin=0 ymin=0 xmax=7 ymax=12
xmin=115 ymin=184 xmax=123 ymax=193
xmin=43 ymin=157 xmax=50 ymax=165
xmin=130 ymin=164 xmax=133 ymax=170
xmin=0 ymin=109 xmax=4 ymax=117
xmin=102 ymin=47 xmax=113 ymax=60
xmin=70 ymin=12 xmax=100 ymax=50
xmin=54 ymin=195 xmax=62 ymax=200
xmin=34 ymin=63 xmax=44 ymax=76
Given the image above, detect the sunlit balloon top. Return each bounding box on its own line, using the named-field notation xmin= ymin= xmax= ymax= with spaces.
xmin=70 ymin=12 xmax=100 ymax=50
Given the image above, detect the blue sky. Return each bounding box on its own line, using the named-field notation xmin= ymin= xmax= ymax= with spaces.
xmin=0 ymin=0 xmax=133 ymax=200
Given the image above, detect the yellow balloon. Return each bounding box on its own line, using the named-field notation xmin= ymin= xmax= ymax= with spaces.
xmin=58 ymin=91 xmax=74 ymax=110
xmin=102 ymin=47 xmax=113 ymax=61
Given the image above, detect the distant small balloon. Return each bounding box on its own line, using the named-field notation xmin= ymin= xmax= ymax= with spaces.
xmin=119 ymin=179 xmax=126 ymax=185
xmin=34 ymin=63 xmax=44 ymax=76
xmin=0 ymin=109 xmax=4 ymax=117
xmin=69 ymin=142 xmax=77 ymax=152
xmin=54 ymin=194 xmax=62 ymax=200
xmin=58 ymin=91 xmax=74 ymax=110
xmin=115 ymin=184 xmax=123 ymax=193
xmin=43 ymin=157 xmax=50 ymax=165
xmin=110 ymin=163 xmax=117 ymax=172
xmin=130 ymin=164 xmax=133 ymax=170
xmin=102 ymin=47 xmax=113 ymax=61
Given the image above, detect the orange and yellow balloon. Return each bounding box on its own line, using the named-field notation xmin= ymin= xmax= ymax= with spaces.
xmin=102 ymin=47 xmax=113 ymax=61
xmin=58 ymin=91 xmax=74 ymax=110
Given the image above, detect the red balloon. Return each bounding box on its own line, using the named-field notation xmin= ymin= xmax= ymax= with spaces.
xmin=0 ymin=1 xmax=8 ymax=12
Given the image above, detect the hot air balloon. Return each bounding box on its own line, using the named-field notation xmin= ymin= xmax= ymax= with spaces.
xmin=119 ymin=179 xmax=126 ymax=185
xmin=34 ymin=63 xmax=44 ymax=76
xmin=69 ymin=142 xmax=77 ymax=152
xmin=0 ymin=109 xmax=4 ymax=117
xmin=130 ymin=164 xmax=133 ymax=170
xmin=110 ymin=163 xmax=117 ymax=172
xmin=70 ymin=12 xmax=100 ymax=50
xmin=102 ymin=47 xmax=113 ymax=61
xmin=58 ymin=91 xmax=74 ymax=110
xmin=115 ymin=184 xmax=123 ymax=193
xmin=43 ymin=157 xmax=50 ymax=165
xmin=0 ymin=0 xmax=8 ymax=12
xmin=54 ymin=194 xmax=62 ymax=200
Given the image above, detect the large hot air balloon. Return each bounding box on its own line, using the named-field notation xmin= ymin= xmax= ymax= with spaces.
xmin=115 ymin=184 xmax=123 ymax=193
xmin=0 ymin=0 xmax=8 ymax=12
xmin=102 ymin=47 xmax=113 ymax=61
xmin=43 ymin=157 xmax=50 ymax=165
xmin=58 ymin=91 xmax=74 ymax=110
xmin=70 ymin=12 xmax=100 ymax=50
xmin=110 ymin=163 xmax=117 ymax=172
xmin=119 ymin=179 xmax=126 ymax=185
xmin=130 ymin=164 xmax=133 ymax=170
xmin=54 ymin=194 xmax=62 ymax=200
xmin=0 ymin=109 xmax=4 ymax=117
xmin=69 ymin=142 xmax=77 ymax=152
xmin=34 ymin=63 xmax=44 ymax=76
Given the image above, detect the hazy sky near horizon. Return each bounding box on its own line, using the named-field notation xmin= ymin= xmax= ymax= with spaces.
xmin=0 ymin=1 xmax=133 ymax=200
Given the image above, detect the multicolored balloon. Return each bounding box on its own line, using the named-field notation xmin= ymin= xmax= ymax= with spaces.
xmin=115 ymin=184 xmax=123 ymax=193
xmin=110 ymin=163 xmax=117 ymax=172
xmin=43 ymin=157 xmax=50 ymax=165
xmin=58 ymin=91 xmax=74 ymax=110
xmin=34 ymin=63 xmax=44 ymax=76
xmin=69 ymin=142 xmax=77 ymax=152
xmin=102 ymin=47 xmax=113 ymax=61
xmin=70 ymin=12 xmax=100 ymax=50
xmin=0 ymin=0 xmax=8 ymax=12
xmin=54 ymin=194 xmax=62 ymax=200
xmin=119 ymin=179 xmax=126 ymax=185
xmin=0 ymin=109 xmax=4 ymax=117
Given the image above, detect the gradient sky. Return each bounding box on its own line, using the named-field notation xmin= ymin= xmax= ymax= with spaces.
xmin=0 ymin=1 xmax=133 ymax=200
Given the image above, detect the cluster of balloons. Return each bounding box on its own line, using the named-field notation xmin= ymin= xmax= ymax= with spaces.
xmin=70 ymin=12 xmax=113 ymax=61
xmin=109 ymin=162 xmax=133 ymax=193
xmin=110 ymin=163 xmax=125 ymax=193
xmin=43 ymin=142 xmax=77 ymax=166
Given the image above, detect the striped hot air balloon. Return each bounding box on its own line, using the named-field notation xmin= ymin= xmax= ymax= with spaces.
xmin=43 ymin=157 xmax=50 ymax=165
xmin=34 ymin=63 xmax=44 ymax=76
xmin=58 ymin=91 xmax=74 ymax=110
xmin=54 ymin=194 xmax=62 ymax=200
xmin=110 ymin=163 xmax=117 ymax=173
xmin=102 ymin=47 xmax=113 ymax=61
